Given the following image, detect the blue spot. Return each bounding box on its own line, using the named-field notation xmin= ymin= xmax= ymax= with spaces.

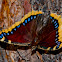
xmin=11 ymin=31 xmax=13 ymax=34
xmin=54 ymin=21 xmax=56 ymax=24
xmin=52 ymin=19 xmax=54 ymax=22
xmin=25 ymin=20 xmax=27 ymax=23
xmin=23 ymin=23 xmax=25 ymax=26
xmin=56 ymin=31 xmax=58 ymax=34
xmin=4 ymin=33 xmax=6 ymax=36
xmin=55 ymin=38 xmax=58 ymax=41
xmin=55 ymin=23 xmax=57 ymax=26
xmin=55 ymin=25 xmax=58 ymax=28
xmin=56 ymin=35 xmax=58 ymax=37
xmin=34 ymin=16 xmax=36 ymax=19
xmin=1 ymin=34 xmax=4 ymax=37
xmin=17 ymin=25 xmax=20 ymax=28
xmin=50 ymin=16 xmax=52 ymax=19
xmin=7 ymin=33 xmax=9 ymax=35
xmin=14 ymin=28 xmax=16 ymax=31
xmin=0 ymin=36 xmax=2 ymax=38
xmin=31 ymin=16 xmax=33 ymax=20
xmin=56 ymin=41 xmax=58 ymax=43
xmin=39 ymin=14 xmax=42 ymax=16
xmin=28 ymin=18 xmax=30 ymax=22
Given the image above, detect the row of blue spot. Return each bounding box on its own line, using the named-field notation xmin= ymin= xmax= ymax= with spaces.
xmin=23 ymin=14 xmax=42 ymax=26
xmin=55 ymin=30 xmax=61 ymax=49
xmin=50 ymin=16 xmax=61 ymax=49
xmin=53 ymin=21 xmax=58 ymax=29
xmin=55 ymin=30 xmax=58 ymax=43
xmin=0 ymin=31 xmax=14 ymax=38
xmin=0 ymin=22 xmax=22 ymax=39
xmin=55 ymin=37 xmax=61 ymax=49
xmin=50 ymin=16 xmax=58 ymax=29
xmin=56 ymin=42 xmax=61 ymax=49
xmin=23 ymin=15 xmax=37 ymax=26
xmin=0 ymin=30 xmax=15 ymax=39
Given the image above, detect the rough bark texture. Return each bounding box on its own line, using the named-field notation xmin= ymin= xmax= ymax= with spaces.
xmin=0 ymin=47 xmax=62 ymax=62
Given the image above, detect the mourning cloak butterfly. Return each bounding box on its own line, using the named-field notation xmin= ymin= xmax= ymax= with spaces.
xmin=0 ymin=10 xmax=62 ymax=51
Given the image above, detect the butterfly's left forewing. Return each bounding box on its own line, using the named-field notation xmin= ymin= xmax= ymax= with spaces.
xmin=0 ymin=10 xmax=43 ymax=47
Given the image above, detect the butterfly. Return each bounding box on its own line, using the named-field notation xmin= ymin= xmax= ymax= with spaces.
xmin=0 ymin=10 xmax=62 ymax=54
